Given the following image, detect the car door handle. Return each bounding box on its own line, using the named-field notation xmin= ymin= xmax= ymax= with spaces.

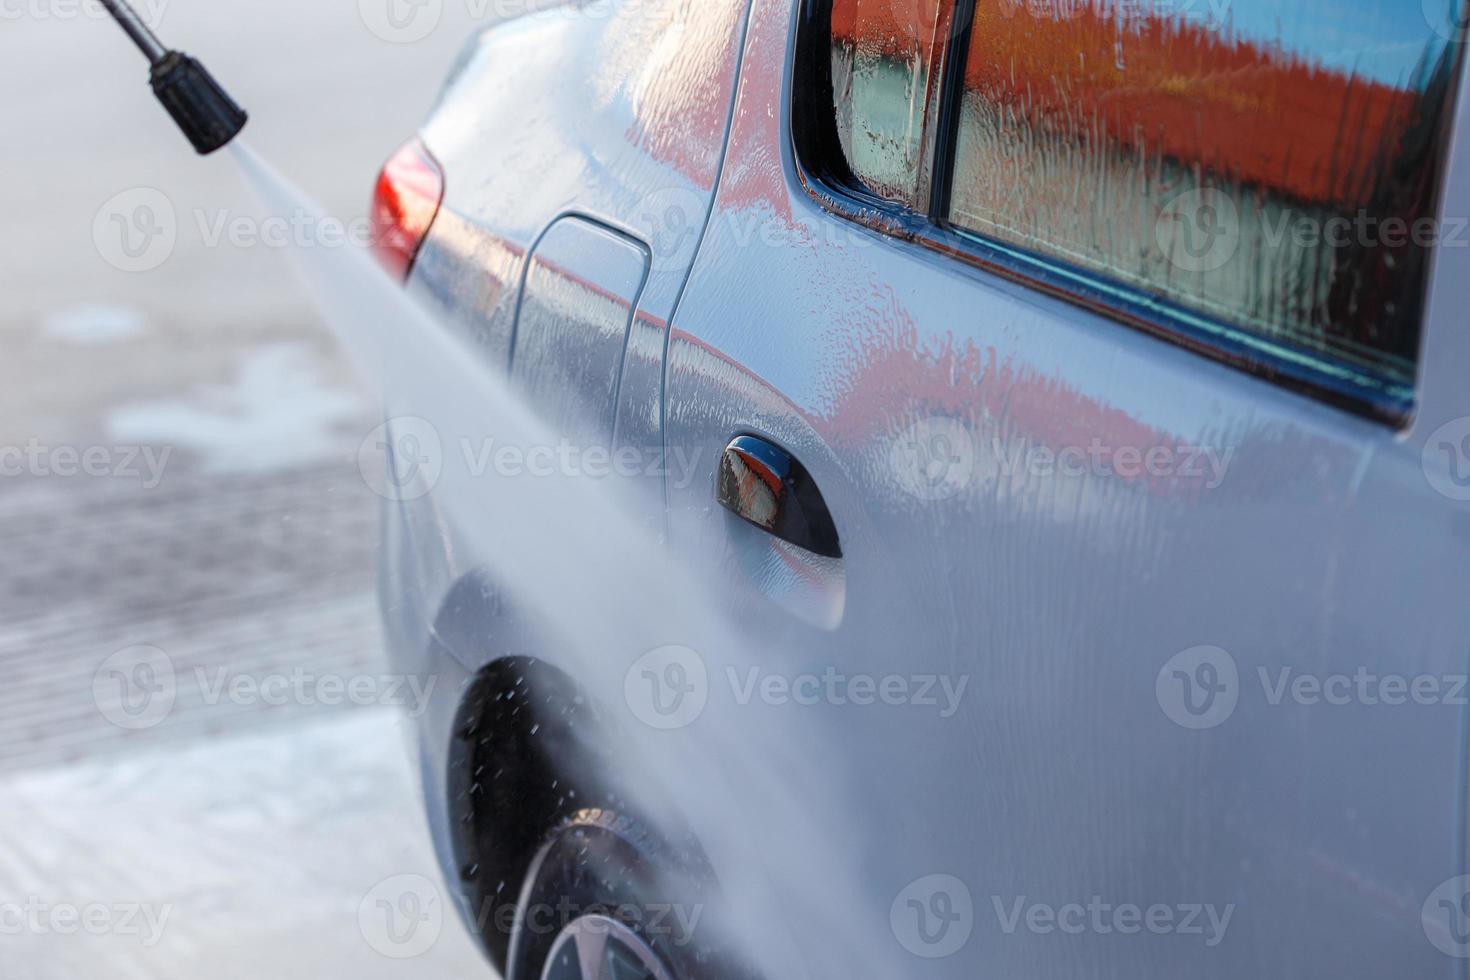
xmin=716 ymin=435 xmax=842 ymax=559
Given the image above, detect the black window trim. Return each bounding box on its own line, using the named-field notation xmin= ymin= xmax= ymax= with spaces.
xmin=792 ymin=0 xmax=1434 ymax=428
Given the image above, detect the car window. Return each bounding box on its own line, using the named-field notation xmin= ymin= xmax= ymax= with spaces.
xmin=829 ymin=0 xmax=950 ymax=207
xmin=944 ymin=0 xmax=1464 ymax=400
xmin=804 ymin=0 xmax=1470 ymax=418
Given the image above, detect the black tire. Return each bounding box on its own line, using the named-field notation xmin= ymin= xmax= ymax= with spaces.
xmin=505 ymin=809 xmax=732 ymax=980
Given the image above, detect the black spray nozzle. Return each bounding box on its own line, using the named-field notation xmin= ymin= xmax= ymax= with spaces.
xmin=99 ymin=0 xmax=248 ymax=156
xmin=150 ymin=52 xmax=249 ymax=155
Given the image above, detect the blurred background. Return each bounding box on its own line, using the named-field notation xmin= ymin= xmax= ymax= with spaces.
xmin=0 ymin=1 xmax=500 ymax=975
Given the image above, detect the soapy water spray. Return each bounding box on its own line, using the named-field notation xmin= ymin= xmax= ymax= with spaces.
xmin=229 ymin=143 xmax=904 ymax=980
xmin=98 ymin=4 xmax=916 ymax=974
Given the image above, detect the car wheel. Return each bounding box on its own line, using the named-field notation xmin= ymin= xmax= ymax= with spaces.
xmin=505 ymin=809 xmax=726 ymax=980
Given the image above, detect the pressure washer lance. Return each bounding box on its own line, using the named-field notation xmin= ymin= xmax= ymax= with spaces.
xmin=99 ymin=0 xmax=248 ymax=155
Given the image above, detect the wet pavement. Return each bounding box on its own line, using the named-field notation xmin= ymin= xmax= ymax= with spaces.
xmin=0 ymin=459 xmax=379 ymax=773
xmin=0 ymin=2 xmax=504 ymax=976
xmin=0 ymin=457 xmax=489 ymax=978
xmin=0 ymin=706 xmax=485 ymax=979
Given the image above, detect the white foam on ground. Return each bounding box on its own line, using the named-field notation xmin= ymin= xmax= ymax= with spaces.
xmin=0 ymin=708 xmax=487 ymax=980
xmin=106 ymin=342 xmax=366 ymax=472
xmin=41 ymin=304 xmax=149 ymax=345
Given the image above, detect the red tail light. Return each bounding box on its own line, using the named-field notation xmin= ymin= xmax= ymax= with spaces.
xmin=371 ymin=138 xmax=445 ymax=282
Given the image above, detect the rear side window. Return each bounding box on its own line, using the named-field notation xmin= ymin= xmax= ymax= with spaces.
xmin=804 ymin=0 xmax=1469 ymax=421
xmin=829 ymin=0 xmax=949 ymax=207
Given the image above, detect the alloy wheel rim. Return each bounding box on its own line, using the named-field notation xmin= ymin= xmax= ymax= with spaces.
xmin=538 ymin=914 xmax=675 ymax=980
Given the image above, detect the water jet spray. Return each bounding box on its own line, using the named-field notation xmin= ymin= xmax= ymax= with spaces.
xmin=99 ymin=0 xmax=248 ymax=155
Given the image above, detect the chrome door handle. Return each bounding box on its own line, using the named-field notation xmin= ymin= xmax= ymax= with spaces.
xmin=716 ymin=435 xmax=842 ymax=559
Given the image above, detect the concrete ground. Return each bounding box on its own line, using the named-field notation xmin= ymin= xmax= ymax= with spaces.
xmin=0 ymin=1 xmax=509 ymax=975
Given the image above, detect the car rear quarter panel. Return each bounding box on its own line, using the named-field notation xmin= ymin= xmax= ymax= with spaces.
xmin=376 ymin=0 xmax=755 ymax=946
xmin=388 ymin=0 xmax=754 ymax=661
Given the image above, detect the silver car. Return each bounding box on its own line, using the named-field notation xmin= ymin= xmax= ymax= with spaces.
xmin=369 ymin=0 xmax=1470 ymax=977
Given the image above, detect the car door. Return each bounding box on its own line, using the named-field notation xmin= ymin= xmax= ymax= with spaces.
xmin=662 ymin=0 xmax=1470 ymax=977
xmin=511 ymin=216 xmax=651 ymax=449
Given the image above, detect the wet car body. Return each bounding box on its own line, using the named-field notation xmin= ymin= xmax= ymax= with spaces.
xmin=379 ymin=1 xmax=1470 ymax=977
